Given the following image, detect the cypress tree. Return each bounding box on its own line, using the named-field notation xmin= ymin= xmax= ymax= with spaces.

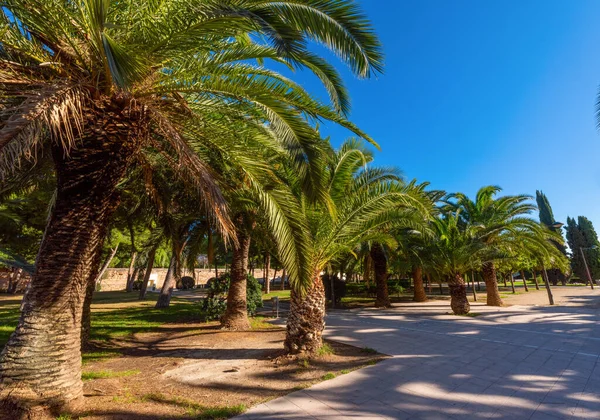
xmin=566 ymin=217 xmax=587 ymax=281
xmin=577 ymin=216 xmax=600 ymax=279
xmin=536 ymin=190 xmax=567 ymax=284
xmin=536 ymin=190 xmax=555 ymax=229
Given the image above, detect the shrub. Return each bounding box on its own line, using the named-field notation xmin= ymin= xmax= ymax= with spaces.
xmin=198 ymin=272 xmax=263 ymax=320
xmin=387 ymin=280 xmax=404 ymax=296
xmin=177 ymin=276 xmax=195 ymax=290
xmin=346 ymin=282 xmax=367 ymax=296
xmin=246 ymin=274 xmax=264 ymax=316
xmin=132 ymin=280 xmax=143 ymax=291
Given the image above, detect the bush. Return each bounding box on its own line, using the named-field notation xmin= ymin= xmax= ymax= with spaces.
xmin=387 ymin=280 xmax=404 ymax=296
xmin=132 ymin=280 xmax=143 ymax=291
xmin=246 ymin=275 xmax=264 ymax=316
xmin=346 ymin=282 xmax=367 ymax=296
xmin=177 ymin=276 xmax=195 ymax=290
xmin=322 ymin=274 xmax=346 ymax=304
xmin=198 ymin=272 xmax=263 ymax=320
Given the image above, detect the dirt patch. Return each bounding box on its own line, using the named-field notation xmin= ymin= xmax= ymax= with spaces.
xmin=79 ymin=321 xmax=384 ymax=419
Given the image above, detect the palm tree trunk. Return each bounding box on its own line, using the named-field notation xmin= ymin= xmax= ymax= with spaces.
xmin=155 ymin=256 xmax=176 ymax=308
xmin=521 ymin=270 xmax=529 ymax=292
xmin=126 ymin=260 xmax=139 ymax=292
xmin=6 ymin=268 xmax=22 ymax=294
xmin=95 ymin=243 xmax=119 ymax=289
xmin=281 ymin=269 xmax=286 ymax=290
xmin=371 ymin=243 xmax=390 ymax=308
xmin=363 ymin=254 xmax=372 ymax=286
xmin=412 ymin=265 xmax=427 ymax=302
xmin=533 ymin=270 xmax=540 ymax=290
xmin=221 ymin=227 xmax=252 ymax=330
xmin=471 ymin=271 xmax=477 ymax=302
xmin=264 ymin=252 xmax=271 ymax=294
xmin=126 ymin=222 xmax=137 ymax=291
xmin=0 ymin=119 xmax=142 ymax=414
xmin=482 ymin=261 xmax=504 ymax=306
xmin=449 ymin=274 xmax=470 ymax=315
xmin=139 ymin=245 xmax=158 ymax=300
xmin=284 ymin=272 xmax=326 ymax=354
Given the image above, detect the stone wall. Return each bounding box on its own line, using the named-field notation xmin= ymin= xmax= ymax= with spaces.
xmin=0 ymin=266 xmax=286 ymax=293
xmin=99 ymin=267 xmax=283 ymax=291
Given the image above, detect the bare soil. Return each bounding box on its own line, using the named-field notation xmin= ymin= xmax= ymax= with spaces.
xmin=80 ymin=321 xmax=383 ymax=419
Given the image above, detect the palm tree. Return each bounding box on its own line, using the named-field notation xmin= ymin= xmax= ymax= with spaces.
xmin=281 ymin=140 xmax=430 ymax=353
xmin=428 ymin=210 xmax=485 ymax=315
xmin=0 ymin=1 xmax=382 ymax=412
xmin=447 ymin=186 xmax=540 ymax=307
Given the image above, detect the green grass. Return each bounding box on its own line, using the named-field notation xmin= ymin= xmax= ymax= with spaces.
xmin=1 ymin=292 xmax=202 ymax=354
xmin=82 ymin=351 xmax=121 ymax=365
xmin=249 ymin=315 xmax=274 ymax=330
xmin=144 ymin=393 xmax=245 ymax=419
xmin=321 ymin=372 xmax=336 ymax=380
xmin=454 ymin=312 xmax=481 ymax=317
xmin=316 ymin=342 xmax=335 ymax=356
xmin=82 ymin=369 xmax=140 ymax=381
xmin=262 ymin=290 xmax=291 ymax=301
xmin=340 ymin=369 xmax=350 ymax=374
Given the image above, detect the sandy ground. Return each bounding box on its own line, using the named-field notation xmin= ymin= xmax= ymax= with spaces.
xmin=80 ymin=323 xmax=383 ymax=419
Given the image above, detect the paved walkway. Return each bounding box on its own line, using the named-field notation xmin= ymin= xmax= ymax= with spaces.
xmin=238 ymin=289 xmax=600 ymax=419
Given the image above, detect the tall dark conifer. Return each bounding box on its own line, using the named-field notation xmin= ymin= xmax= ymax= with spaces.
xmin=536 ymin=190 xmax=568 ymax=285
xmin=577 ymin=216 xmax=600 ymax=279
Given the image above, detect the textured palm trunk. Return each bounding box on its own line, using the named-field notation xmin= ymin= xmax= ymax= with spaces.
xmin=412 ymin=265 xmax=427 ymax=302
xmin=520 ymin=270 xmax=529 ymax=292
xmin=0 ymin=108 xmax=144 ymax=416
xmin=371 ymin=243 xmax=391 ymax=308
xmin=155 ymin=256 xmax=176 ymax=308
xmin=139 ymin=245 xmax=158 ymax=300
xmin=221 ymin=227 xmax=251 ymax=331
xmin=448 ymin=273 xmax=470 ymax=315
xmin=482 ymin=261 xmax=504 ymax=306
xmin=285 ymin=273 xmax=326 ymax=354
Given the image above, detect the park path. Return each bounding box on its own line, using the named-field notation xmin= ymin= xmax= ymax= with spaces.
xmin=237 ymin=288 xmax=600 ymax=419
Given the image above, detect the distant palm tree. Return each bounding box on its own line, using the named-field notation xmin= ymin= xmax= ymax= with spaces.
xmin=428 ymin=211 xmax=485 ymax=315
xmin=0 ymin=0 xmax=382 ymax=414
xmin=447 ymin=186 xmax=540 ymax=306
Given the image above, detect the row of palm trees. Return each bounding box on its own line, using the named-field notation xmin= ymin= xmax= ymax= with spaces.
xmin=0 ymin=1 xmax=568 ymax=417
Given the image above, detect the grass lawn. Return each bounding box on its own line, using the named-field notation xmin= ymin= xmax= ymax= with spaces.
xmin=262 ymin=289 xmax=291 ymax=301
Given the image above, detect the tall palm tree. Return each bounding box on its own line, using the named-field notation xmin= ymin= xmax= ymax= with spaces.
xmin=447 ymin=186 xmax=540 ymax=307
xmin=0 ymin=1 xmax=383 ymax=414
xmin=281 ymin=140 xmax=430 ymax=353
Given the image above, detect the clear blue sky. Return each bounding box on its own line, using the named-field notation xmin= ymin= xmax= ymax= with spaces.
xmin=299 ymin=0 xmax=600 ymax=228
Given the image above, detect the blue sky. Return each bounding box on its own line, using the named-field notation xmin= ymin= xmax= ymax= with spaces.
xmin=297 ymin=1 xmax=600 ymax=228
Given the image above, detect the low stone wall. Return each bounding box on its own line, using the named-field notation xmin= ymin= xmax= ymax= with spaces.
xmin=0 ymin=266 xmax=285 ymax=293
xmin=99 ymin=268 xmax=282 ymax=291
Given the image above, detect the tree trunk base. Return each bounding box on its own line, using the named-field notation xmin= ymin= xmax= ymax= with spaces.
xmin=220 ymin=315 xmax=251 ymax=331
xmin=482 ymin=262 xmax=504 ymax=307
xmin=449 ymin=283 xmax=470 ymax=315
xmin=374 ymin=298 xmax=392 ymax=308
xmin=285 ymin=276 xmax=325 ymax=354
xmin=0 ymin=391 xmax=84 ymax=420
